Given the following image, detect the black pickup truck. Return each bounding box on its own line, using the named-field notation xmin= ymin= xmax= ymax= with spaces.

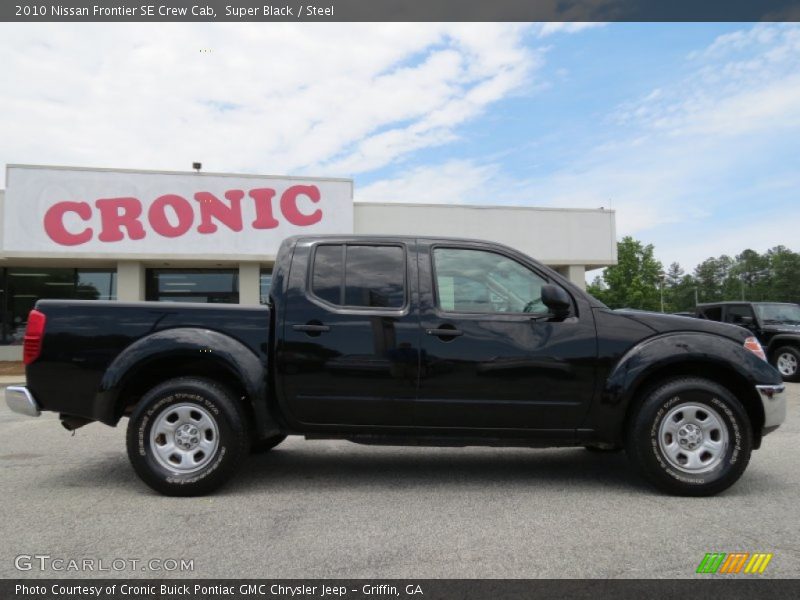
xmin=6 ymin=236 xmax=786 ymax=496
xmin=695 ymin=301 xmax=800 ymax=382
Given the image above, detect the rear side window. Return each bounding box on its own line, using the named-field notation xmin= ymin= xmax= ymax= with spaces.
xmin=725 ymin=305 xmax=754 ymax=324
xmin=311 ymin=245 xmax=343 ymax=305
xmin=700 ymin=306 xmax=722 ymax=321
xmin=310 ymin=244 xmax=405 ymax=309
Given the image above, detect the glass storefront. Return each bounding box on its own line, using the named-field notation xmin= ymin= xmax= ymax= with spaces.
xmin=0 ymin=268 xmax=116 ymax=345
xmin=259 ymin=269 xmax=272 ymax=305
xmin=0 ymin=265 xmax=269 ymax=345
xmin=145 ymin=269 xmax=239 ymax=304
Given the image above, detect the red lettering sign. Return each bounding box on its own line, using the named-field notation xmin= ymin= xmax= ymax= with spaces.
xmin=43 ymin=201 xmax=93 ymax=246
xmin=96 ymin=198 xmax=146 ymax=242
xmin=42 ymin=184 xmax=325 ymax=246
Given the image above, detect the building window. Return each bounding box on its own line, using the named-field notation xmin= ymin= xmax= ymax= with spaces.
xmin=145 ymin=269 xmax=239 ymax=304
xmin=260 ymin=269 xmax=273 ymax=305
xmin=0 ymin=268 xmax=116 ymax=345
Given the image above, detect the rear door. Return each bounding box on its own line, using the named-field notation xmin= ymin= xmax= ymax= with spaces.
xmin=415 ymin=240 xmax=597 ymax=433
xmin=277 ymin=238 xmax=420 ymax=430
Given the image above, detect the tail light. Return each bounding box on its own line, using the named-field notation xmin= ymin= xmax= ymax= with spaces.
xmin=743 ymin=336 xmax=766 ymax=362
xmin=23 ymin=309 xmax=46 ymax=365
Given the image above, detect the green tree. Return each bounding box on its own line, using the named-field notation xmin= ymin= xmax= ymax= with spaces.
xmin=694 ymin=257 xmax=731 ymax=303
xmin=664 ymin=263 xmax=697 ymax=312
xmin=596 ymin=236 xmax=663 ymax=310
xmin=766 ymin=246 xmax=800 ymax=303
xmin=586 ymin=275 xmax=610 ymax=305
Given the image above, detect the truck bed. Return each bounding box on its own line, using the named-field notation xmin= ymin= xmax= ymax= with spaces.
xmin=26 ymin=300 xmax=271 ymax=423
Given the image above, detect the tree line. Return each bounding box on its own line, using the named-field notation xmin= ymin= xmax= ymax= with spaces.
xmin=586 ymin=237 xmax=800 ymax=312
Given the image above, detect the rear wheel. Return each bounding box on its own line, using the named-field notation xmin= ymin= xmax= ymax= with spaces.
xmin=626 ymin=377 xmax=752 ymax=496
xmin=773 ymin=346 xmax=800 ymax=382
xmin=126 ymin=377 xmax=249 ymax=496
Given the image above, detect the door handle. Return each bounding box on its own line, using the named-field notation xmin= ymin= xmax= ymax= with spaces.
xmin=426 ymin=327 xmax=463 ymax=338
xmin=293 ymin=323 xmax=331 ymax=333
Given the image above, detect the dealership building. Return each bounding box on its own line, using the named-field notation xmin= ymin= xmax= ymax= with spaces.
xmin=0 ymin=164 xmax=617 ymax=360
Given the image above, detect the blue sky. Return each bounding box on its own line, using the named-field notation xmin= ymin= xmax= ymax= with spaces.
xmin=1 ymin=23 xmax=798 ymax=274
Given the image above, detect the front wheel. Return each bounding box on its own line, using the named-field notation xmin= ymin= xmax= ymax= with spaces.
xmin=126 ymin=377 xmax=249 ymax=496
xmin=773 ymin=346 xmax=800 ymax=382
xmin=626 ymin=377 xmax=752 ymax=496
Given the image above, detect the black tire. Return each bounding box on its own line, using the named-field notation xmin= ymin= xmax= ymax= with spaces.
xmin=251 ymin=434 xmax=287 ymax=454
xmin=626 ymin=377 xmax=752 ymax=496
xmin=772 ymin=346 xmax=800 ymax=382
xmin=126 ymin=377 xmax=249 ymax=496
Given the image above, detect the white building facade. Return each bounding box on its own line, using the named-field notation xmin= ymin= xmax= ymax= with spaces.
xmin=0 ymin=164 xmax=617 ymax=360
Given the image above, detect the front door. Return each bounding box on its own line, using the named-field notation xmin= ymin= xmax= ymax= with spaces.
xmin=416 ymin=241 xmax=596 ymax=433
xmin=278 ymin=239 xmax=420 ymax=430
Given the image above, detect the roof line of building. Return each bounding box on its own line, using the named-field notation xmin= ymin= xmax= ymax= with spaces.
xmin=353 ymin=201 xmax=615 ymax=214
xmin=6 ymin=163 xmax=354 ymax=184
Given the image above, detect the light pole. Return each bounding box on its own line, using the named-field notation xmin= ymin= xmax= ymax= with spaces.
xmin=659 ymin=272 xmax=666 ymax=313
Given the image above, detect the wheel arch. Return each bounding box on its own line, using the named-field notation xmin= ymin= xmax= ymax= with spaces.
xmin=599 ymin=333 xmax=774 ymax=449
xmin=95 ymin=328 xmax=280 ymax=439
xmin=621 ymin=361 xmax=765 ymax=449
xmin=766 ymin=335 xmax=800 ymax=357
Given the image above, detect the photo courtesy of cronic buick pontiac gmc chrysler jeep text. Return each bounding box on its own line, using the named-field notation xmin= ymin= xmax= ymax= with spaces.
xmin=5 ymin=236 xmax=787 ymax=496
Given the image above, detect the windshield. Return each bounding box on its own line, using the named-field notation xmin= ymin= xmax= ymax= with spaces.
xmin=754 ymin=303 xmax=800 ymax=325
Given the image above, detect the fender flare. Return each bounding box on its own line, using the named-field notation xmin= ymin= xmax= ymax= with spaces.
xmin=595 ymin=332 xmax=779 ymax=440
xmin=766 ymin=334 xmax=800 ymax=355
xmin=94 ymin=328 xmax=278 ymax=437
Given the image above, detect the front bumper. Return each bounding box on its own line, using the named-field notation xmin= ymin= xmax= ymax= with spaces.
xmin=5 ymin=386 xmax=40 ymax=417
xmin=756 ymin=384 xmax=786 ymax=431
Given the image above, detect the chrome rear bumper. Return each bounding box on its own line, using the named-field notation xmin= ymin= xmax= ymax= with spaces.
xmin=5 ymin=386 xmax=40 ymax=417
xmin=756 ymin=384 xmax=786 ymax=430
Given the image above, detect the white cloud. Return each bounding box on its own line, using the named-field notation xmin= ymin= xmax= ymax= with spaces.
xmin=357 ymin=160 xmax=499 ymax=204
xmin=0 ymin=23 xmax=537 ymax=187
xmin=357 ymin=24 xmax=800 ymax=272
xmin=613 ymin=24 xmax=800 ymax=136
xmin=537 ymin=23 xmax=606 ymax=38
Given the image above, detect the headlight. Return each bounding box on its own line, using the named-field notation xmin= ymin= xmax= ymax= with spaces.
xmin=744 ymin=336 xmax=767 ymax=361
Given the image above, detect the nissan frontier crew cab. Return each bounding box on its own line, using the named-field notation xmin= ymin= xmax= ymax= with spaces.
xmin=6 ymin=236 xmax=787 ymax=496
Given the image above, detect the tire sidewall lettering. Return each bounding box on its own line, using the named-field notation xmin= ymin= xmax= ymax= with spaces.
xmin=137 ymin=391 xmax=227 ymax=484
xmin=648 ymin=390 xmax=741 ymax=486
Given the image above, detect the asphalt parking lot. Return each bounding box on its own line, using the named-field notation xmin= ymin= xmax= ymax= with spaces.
xmin=1 ymin=382 xmax=798 ymax=579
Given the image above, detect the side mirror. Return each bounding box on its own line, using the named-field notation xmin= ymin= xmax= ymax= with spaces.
xmin=739 ymin=315 xmax=754 ymax=326
xmin=541 ymin=284 xmax=571 ymax=318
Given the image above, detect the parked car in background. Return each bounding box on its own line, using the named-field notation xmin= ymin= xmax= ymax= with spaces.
xmin=695 ymin=302 xmax=800 ymax=381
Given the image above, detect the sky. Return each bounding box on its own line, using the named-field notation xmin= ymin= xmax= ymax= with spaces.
xmin=1 ymin=22 xmax=798 ymax=276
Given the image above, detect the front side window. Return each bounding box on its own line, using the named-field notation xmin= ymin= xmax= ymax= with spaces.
xmin=754 ymin=303 xmax=800 ymax=325
xmin=311 ymin=244 xmax=406 ymax=309
xmin=433 ymin=248 xmax=549 ymax=314
xmin=700 ymin=306 xmax=722 ymax=321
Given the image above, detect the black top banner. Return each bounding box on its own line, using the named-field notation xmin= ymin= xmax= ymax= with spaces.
xmin=3 ymin=0 xmax=800 ymax=22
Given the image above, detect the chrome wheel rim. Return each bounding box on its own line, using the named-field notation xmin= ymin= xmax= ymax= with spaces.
xmin=776 ymin=352 xmax=797 ymax=377
xmin=658 ymin=401 xmax=728 ymax=474
xmin=150 ymin=403 xmax=219 ymax=474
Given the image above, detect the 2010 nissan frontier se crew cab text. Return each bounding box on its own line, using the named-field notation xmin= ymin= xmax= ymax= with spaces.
xmin=6 ymin=236 xmax=787 ymax=496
